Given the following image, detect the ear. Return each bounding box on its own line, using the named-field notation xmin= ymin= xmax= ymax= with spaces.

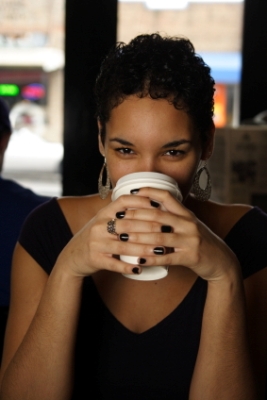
xmin=97 ymin=120 xmax=105 ymax=157
xmin=201 ymin=123 xmax=215 ymax=161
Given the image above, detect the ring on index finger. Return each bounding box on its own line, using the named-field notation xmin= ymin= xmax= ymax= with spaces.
xmin=107 ymin=218 xmax=118 ymax=236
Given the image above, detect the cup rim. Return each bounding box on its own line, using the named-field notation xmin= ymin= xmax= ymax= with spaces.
xmin=115 ymin=171 xmax=178 ymax=186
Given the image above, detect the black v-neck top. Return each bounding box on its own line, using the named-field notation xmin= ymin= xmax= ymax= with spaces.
xmin=19 ymin=198 xmax=267 ymax=399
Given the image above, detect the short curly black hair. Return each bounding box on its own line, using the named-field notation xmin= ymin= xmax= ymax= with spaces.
xmin=95 ymin=33 xmax=215 ymax=143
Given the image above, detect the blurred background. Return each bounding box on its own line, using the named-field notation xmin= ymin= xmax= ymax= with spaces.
xmin=0 ymin=0 xmax=266 ymax=207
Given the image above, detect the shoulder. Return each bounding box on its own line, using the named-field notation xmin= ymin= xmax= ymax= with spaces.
xmin=20 ymin=193 xmax=111 ymax=237
xmin=212 ymin=202 xmax=253 ymax=239
xmin=212 ymin=202 xmax=267 ymax=241
xmin=187 ymin=196 xmax=253 ymax=240
xmin=198 ymin=200 xmax=267 ymax=279
xmin=209 ymin=202 xmax=267 ymax=279
xmin=19 ymin=197 xmax=66 ymax=243
xmin=18 ymin=197 xmax=73 ymax=274
xmin=58 ymin=192 xmax=111 ymax=234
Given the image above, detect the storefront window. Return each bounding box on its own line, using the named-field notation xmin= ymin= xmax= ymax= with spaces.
xmin=118 ymin=0 xmax=244 ymax=128
xmin=0 ymin=0 xmax=65 ymax=196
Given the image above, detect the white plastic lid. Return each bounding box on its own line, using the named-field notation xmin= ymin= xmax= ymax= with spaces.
xmin=112 ymin=171 xmax=183 ymax=202
xmin=116 ymin=171 xmax=178 ymax=186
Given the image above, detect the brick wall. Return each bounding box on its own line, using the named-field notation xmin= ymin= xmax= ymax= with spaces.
xmin=0 ymin=1 xmax=243 ymax=52
xmin=118 ymin=2 xmax=244 ymax=52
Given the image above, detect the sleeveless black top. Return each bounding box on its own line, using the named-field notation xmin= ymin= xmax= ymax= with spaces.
xmin=19 ymin=198 xmax=267 ymax=399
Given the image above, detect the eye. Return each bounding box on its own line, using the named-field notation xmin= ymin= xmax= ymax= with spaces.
xmin=116 ymin=147 xmax=134 ymax=155
xmin=164 ymin=149 xmax=185 ymax=157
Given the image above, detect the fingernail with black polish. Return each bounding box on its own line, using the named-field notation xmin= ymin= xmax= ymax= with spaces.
xmin=139 ymin=258 xmax=146 ymax=264
xmin=161 ymin=225 xmax=172 ymax=233
xmin=153 ymin=246 xmax=165 ymax=255
xmin=130 ymin=188 xmax=140 ymax=194
xmin=150 ymin=200 xmax=160 ymax=208
xmin=132 ymin=267 xmax=141 ymax=274
xmin=119 ymin=233 xmax=129 ymax=242
xmin=116 ymin=211 xmax=125 ymax=219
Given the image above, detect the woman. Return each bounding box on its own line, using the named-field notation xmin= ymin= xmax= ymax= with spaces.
xmin=0 ymin=33 xmax=267 ymax=400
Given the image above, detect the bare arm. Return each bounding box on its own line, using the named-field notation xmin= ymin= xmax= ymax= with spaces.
xmin=189 ymin=267 xmax=264 ymax=400
xmin=0 ymin=244 xmax=84 ymax=400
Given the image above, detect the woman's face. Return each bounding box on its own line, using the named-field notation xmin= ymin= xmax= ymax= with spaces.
xmin=99 ymin=96 xmax=213 ymax=201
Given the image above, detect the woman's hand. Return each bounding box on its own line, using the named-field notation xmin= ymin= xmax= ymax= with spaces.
xmin=55 ymin=187 xmax=240 ymax=282
xmin=102 ymin=187 xmax=240 ymax=283
xmin=54 ymin=192 xmax=178 ymax=278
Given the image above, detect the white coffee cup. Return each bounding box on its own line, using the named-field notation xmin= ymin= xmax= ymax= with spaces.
xmin=111 ymin=172 xmax=183 ymax=281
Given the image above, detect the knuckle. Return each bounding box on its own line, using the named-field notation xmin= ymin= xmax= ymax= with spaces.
xmin=91 ymin=220 xmax=102 ymax=233
xmin=142 ymin=244 xmax=152 ymax=256
xmin=163 ymin=190 xmax=173 ymax=201
xmin=151 ymin=222 xmax=160 ymax=232
xmin=154 ymin=233 xmax=164 ymax=246
xmin=119 ymin=219 xmax=130 ymax=232
xmin=116 ymin=241 xmax=127 ymax=254
xmin=131 ymin=208 xmax=138 ymax=219
xmin=90 ymin=222 xmax=104 ymax=240
xmin=151 ymin=208 xmax=162 ymax=219
xmin=117 ymin=194 xmax=132 ymax=206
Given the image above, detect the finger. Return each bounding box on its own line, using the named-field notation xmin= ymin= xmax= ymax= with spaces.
xmin=133 ymin=247 xmax=197 ymax=269
xmin=101 ymin=237 xmax=197 ymax=271
xmin=130 ymin=187 xmax=189 ymax=216
xmin=115 ymin=231 xmax=195 ymax=263
xmin=117 ymin=230 xmax=175 ymax=246
xmin=100 ymin=193 xmax=163 ymax=216
xmin=101 ymin=222 xmax=196 ymax=270
xmin=101 ymin=254 xmax=143 ymax=276
xmin=115 ymin=208 xmax=193 ymax=234
xmin=113 ymin=216 xmax=168 ymax=235
xmin=101 ymin=237 xmax=171 ymax=262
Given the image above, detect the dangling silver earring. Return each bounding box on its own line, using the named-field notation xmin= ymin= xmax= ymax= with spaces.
xmin=98 ymin=157 xmax=111 ymax=199
xmin=191 ymin=161 xmax=212 ymax=201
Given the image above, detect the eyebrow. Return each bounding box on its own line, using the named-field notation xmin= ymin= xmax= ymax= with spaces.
xmin=109 ymin=138 xmax=192 ymax=148
xmin=161 ymin=140 xmax=192 ymax=148
xmin=109 ymin=138 xmax=134 ymax=146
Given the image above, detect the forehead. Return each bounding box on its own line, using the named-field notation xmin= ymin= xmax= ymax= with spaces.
xmin=106 ymin=96 xmax=196 ymax=143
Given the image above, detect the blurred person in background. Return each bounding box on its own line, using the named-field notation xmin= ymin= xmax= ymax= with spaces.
xmin=0 ymin=97 xmax=50 ymax=364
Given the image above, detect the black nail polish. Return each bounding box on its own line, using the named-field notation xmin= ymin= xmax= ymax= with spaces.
xmin=139 ymin=258 xmax=146 ymax=264
xmin=119 ymin=233 xmax=129 ymax=242
xmin=130 ymin=188 xmax=140 ymax=194
xmin=161 ymin=225 xmax=172 ymax=233
xmin=150 ymin=200 xmax=160 ymax=208
xmin=132 ymin=267 xmax=140 ymax=274
xmin=153 ymin=246 xmax=165 ymax=255
xmin=116 ymin=211 xmax=125 ymax=219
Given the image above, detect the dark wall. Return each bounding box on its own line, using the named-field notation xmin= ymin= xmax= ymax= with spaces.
xmin=240 ymin=0 xmax=267 ymax=122
xmin=63 ymin=0 xmax=117 ymax=195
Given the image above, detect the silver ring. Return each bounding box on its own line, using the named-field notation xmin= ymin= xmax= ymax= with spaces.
xmin=107 ymin=218 xmax=118 ymax=235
